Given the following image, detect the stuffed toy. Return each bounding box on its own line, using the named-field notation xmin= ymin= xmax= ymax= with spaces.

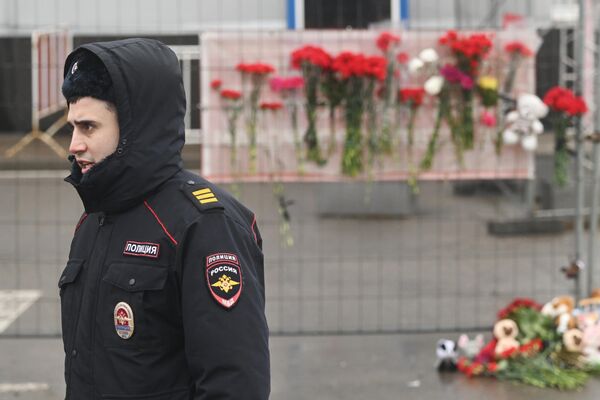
xmin=502 ymin=93 xmax=548 ymax=151
xmin=582 ymin=323 xmax=600 ymax=365
xmin=493 ymin=319 xmax=520 ymax=356
xmin=457 ymin=334 xmax=485 ymax=359
xmin=435 ymin=339 xmax=458 ymax=371
xmin=542 ymin=295 xmax=578 ymax=334
xmin=563 ymin=328 xmax=585 ymax=353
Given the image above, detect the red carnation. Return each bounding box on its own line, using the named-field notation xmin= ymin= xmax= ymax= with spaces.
xmin=260 ymin=101 xmax=283 ymax=111
xmin=396 ymin=52 xmax=409 ymax=64
xmin=220 ymin=89 xmax=242 ymax=100
xmin=236 ymin=62 xmax=275 ymax=75
xmin=210 ymin=79 xmax=222 ymax=90
xmin=332 ymin=52 xmax=365 ymax=79
xmin=399 ymin=87 xmax=426 ymax=107
xmin=486 ymin=362 xmax=498 ymax=373
xmin=291 ymin=45 xmax=332 ymax=70
xmin=543 ymin=86 xmax=587 ymax=116
xmin=505 ymin=41 xmax=533 ymax=57
xmin=376 ymin=32 xmax=401 ymax=52
xmin=364 ymin=55 xmax=387 ymax=80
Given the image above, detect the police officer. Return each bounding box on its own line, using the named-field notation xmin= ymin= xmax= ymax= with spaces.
xmin=58 ymin=38 xmax=270 ymax=399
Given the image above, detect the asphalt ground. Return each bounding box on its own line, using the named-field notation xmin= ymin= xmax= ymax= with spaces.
xmin=1 ymin=334 xmax=600 ymax=400
xmin=0 ymin=132 xmax=598 ymax=398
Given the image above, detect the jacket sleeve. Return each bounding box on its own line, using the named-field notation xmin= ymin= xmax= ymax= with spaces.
xmin=178 ymin=212 xmax=270 ymax=399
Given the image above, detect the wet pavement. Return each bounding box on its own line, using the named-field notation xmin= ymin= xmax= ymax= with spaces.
xmin=1 ymin=333 xmax=600 ymax=399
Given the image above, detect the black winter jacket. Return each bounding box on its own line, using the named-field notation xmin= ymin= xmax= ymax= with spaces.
xmin=60 ymin=38 xmax=270 ymax=400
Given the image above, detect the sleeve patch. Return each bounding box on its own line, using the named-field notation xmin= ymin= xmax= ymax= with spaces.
xmin=205 ymin=253 xmax=242 ymax=309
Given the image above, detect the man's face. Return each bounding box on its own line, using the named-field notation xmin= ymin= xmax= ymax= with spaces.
xmin=68 ymin=97 xmax=120 ymax=174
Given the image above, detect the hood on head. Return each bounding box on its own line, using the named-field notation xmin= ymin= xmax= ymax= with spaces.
xmin=64 ymin=38 xmax=186 ymax=214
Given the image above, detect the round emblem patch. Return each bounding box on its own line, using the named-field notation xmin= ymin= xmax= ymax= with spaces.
xmin=113 ymin=302 xmax=135 ymax=339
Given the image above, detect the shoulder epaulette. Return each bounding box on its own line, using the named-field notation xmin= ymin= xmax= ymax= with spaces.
xmin=180 ymin=181 xmax=225 ymax=213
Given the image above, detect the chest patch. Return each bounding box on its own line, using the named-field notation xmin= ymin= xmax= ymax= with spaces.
xmin=123 ymin=241 xmax=160 ymax=258
xmin=206 ymin=253 xmax=242 ymax=309
xmin=114 ymin=302 xmax=135 ymax=339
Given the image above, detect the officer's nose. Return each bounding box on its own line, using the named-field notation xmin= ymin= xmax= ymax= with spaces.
xmin=69 ymin=129 xmax=87 ymax=155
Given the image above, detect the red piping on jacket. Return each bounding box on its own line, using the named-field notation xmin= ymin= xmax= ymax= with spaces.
xmin=143 ymin=200 xmax=178 ymax=245
xmin=251 ymin=214 xmax=258 ymax=243
xmin=74 ymin=212 xmax=88 ymax=233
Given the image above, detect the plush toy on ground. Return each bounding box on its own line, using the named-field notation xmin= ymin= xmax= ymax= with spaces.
xmin=457 ymin=334 xmax=485 ymax=359
xmin=493 ymin=319 xmax=520 ymax=356
xmin=541 ymin=295 xmax=578 ymax=334
xmin=435 ymin=339 xmax=458 ymax=372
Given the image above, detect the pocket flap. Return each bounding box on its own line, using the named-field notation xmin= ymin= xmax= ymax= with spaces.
xmin=103 ymin=263 xmax=168 ymax=292
xmin=58 ymin=259 xmax=84 ymax=288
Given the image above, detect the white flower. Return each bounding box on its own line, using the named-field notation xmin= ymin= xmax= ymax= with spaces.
xmin=502 ymin=129 xmax=520 ymax=145
xmin=419 ymin=48 xmax=439 ymax=63
xmin=521 ymin=134 xmax=538 ymax=151
xmin=408 ymin=58 xmax=424 ymax=74
xmin=424 ymin=76 xmax=444 ymax=96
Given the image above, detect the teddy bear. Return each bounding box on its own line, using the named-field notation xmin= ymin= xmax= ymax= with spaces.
xmin=493 ymin=319 xmax=520 ymax=356
xmin=502 ymin=93 xmax=549 ymax=151
xmin=541 ymin=295 xmax=578 ymax=334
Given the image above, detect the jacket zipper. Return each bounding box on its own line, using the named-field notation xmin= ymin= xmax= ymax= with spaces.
xmin=66 ymin=213 xmax=104 ymax=400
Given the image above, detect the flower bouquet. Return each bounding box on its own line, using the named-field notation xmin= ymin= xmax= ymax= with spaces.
xmin=236 ymin=62 xmax=276 ymax=172
xmin=543 ymin=86 xmax=588 ymax=186
xmin=291 ymin=45 xmax=332 ymax=165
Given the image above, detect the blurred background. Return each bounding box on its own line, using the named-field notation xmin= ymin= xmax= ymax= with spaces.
xmin=1 ymin=0 xmax=600 ymax=398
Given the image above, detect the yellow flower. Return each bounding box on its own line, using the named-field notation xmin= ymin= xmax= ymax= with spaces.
xmin=478 ymin=76 xmax=498 ymax=91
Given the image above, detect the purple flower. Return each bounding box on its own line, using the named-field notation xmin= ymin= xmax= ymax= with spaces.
xmin=460 ymin=75 xmax=473 ymax=90
xmin=440 ymin=64 xmax=463 ymax=83
xmin=440 ymin=64 xmax=473 ymax=90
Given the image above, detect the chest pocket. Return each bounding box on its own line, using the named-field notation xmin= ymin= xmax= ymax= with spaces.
xmin=58 ymin=259 xmax=84 ymax=351
xmin=100 ymin=263 xmax=171 ymax=347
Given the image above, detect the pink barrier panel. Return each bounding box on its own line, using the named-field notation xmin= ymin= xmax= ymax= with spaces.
xmin=201 ymin=30 xmax=539 ymax=183
xmin=32 ymin=29 xmax=72 ymax=129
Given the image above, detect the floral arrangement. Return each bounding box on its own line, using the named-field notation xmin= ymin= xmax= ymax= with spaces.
xmin=503 ymin=41 xmax=533 ymax=94
xmin=454 ymin=297 xmax=600 ymax=390
xmin=270 ymin=76 xmax=305 ymax=172
xmin=543 ymin=86 xmax=588 ymax=186
xmin=211 ymin=81 xmax=243 ymax=177
xmin=376 ymin=32 xmax=402 ymax=155
xmin=209 ymin=30 xmax=549 ymax=185
xmin=236 ymin=62 xmax=275 ymax=172
xmin=439 ymin=30 xmax=493 ymax=156
xmin=291 ymin=45 xmax=332 ymax=165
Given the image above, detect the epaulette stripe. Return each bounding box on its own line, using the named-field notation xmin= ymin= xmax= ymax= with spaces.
xmin=193 ymin=188 xmax=212 ymax=196
xmin=200 ymin=197 xmax=219 ymax=204
xmin=196 ymin=193 xmax=215 ymax=200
